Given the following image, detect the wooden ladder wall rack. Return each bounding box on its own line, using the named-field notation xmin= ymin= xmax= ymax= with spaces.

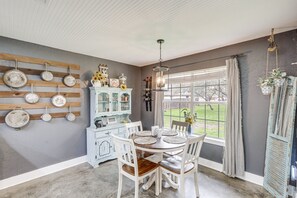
xmin=0 ymin=53 xmax=81 ymax=123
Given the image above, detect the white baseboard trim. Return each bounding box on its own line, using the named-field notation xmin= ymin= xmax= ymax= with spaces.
xmin=199 ymin=157 xmax=264 ymax=186
xmin=0 ymin=156 xmax=264 ymax=191
xmin=237 ymin=171 xmax=264 ymax=186
xmin=199 ymin=157 xmax=223 ymax=172
xmin=0 ymin=155 xmax=87 ymax=190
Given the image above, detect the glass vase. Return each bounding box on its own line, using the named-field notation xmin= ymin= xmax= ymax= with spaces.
xmin=188 ymin=124 xmax=192 ymax=135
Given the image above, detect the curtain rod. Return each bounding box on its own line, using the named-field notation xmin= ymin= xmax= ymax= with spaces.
xmin=169 ymin=51 xmax=251 ymax=69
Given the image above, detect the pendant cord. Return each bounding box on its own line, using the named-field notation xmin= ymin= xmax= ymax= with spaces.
xmin=159 ymin=41 xmax=162 ymax=65
xmin=266 ymin=51 xmax=269 ymax=77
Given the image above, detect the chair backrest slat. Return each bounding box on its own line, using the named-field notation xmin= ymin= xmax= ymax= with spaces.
xmin=111 ymin=134 xmax=138 ymax=175
xmin=171 ymin=120 xmax=189 ymax=136
xmin=125 ymin=121 xmax=143 ymax=136
xmin=181 ymin=134 xmax=206 ymax=169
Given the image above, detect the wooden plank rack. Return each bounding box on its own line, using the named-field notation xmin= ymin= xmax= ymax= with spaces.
xmin=0 ymin=53 xmax=81 ymax=123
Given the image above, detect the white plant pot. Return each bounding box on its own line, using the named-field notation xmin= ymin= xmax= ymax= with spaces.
xmin=91 ymin=80 xmax=101 ymax=87
xmin=261 ymin=85 xmax=273 ymax=95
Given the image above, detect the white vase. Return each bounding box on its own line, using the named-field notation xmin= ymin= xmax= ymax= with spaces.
xmin=261 ymin=85 xmax=273 ymax=95
xmin=91 ymin=80 xmax=101 ymax=87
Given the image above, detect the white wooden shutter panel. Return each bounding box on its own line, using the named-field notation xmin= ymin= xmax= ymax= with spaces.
xmin=264 ymin=77 xmax=297 ymax=198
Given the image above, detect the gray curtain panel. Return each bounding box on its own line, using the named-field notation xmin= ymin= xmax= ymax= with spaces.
xmin=223 ymin=58 xmax=245 ymax=177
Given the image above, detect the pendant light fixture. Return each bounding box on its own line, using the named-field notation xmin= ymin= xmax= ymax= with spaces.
xmin=153 ymin=39 xmax=169 ymax=91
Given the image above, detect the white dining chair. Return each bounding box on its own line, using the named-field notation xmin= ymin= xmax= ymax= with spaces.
xmin=165 ymin=120 xmax=190 ymax=157
xmin=171 ymin=120 xmax=189 ymax=136
xmin=125 ymin=121 xmax=153 ymax=158
xmin=111 ymin=134 xmax=159 ymax=198
xmin=125 ymin=121 xmax=143 ymax=137
xmin=159 ymin=134 xmax=206 ymax=198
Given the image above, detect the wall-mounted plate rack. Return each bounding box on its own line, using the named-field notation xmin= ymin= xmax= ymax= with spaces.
xmin=0 ymin=53 xmax=81 ymax=123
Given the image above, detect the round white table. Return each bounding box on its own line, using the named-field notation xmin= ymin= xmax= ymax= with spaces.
xmin=131 ymin=133 xmax=187 ymax=191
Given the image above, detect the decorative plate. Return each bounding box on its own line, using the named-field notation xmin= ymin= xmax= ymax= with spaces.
xmin=41 ymin=71 xmax=54 ymax=82
xmin=24 ymin=93 xmax=40 ymax=104
xmin=41 ymin=113 xmax=52 ymax=122
xmin=162 ymin=130 xmax=178 ymax=136
xmin=134 ymin=137 xmax=157 ymax=145
xmin=3 ymin=69 xmax=28 ymax=88
xmin=63 ymin=75 xmax=76 ymax=87
xmin=5 ymin=109 xmax=30 ymax=129
xmin=51 ymin=94 xmax=66 ymax=107
xmin=163 ymin=136 xmax=187 ymax=144
xmin=66 ymin=112 xmax=76 ymax=122
xmin=135 ymin=130 xmax=153 ymax=137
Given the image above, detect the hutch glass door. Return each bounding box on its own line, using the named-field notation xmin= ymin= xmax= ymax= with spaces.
xmin=120 ymin=93 xmax=130 ymax=111
xmin=111 ymin=92 xmax=119 ymax=112
xmin=97 ymin=92 xmax=110 ymax=113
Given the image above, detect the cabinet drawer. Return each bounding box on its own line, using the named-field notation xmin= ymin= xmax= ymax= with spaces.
xmin=95 ymin=129 xmax=118 ymax=138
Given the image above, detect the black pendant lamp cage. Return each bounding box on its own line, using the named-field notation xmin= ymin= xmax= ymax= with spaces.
xmin=153 ymin=39 xmax=169 ymax=91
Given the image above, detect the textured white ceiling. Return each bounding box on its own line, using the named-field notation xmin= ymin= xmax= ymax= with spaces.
xmin=0 ymin=0 xmax=296 ymax=66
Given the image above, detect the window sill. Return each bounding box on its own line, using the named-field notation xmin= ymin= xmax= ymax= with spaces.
xmin=204 ymin=137 xmax=225 ymax=147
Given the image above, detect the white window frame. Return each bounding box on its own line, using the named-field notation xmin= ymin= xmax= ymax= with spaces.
xmin=163 ymin=67 xmax=227 ymax=147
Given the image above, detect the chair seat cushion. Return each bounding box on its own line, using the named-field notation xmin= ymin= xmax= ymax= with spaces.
xmin=160 ymin=156 xmax=194 ymax=174
xmin=164 ymin=149 xmax=183 ymax=156
xmin=122 ymin=158 xmax=159 ymax=177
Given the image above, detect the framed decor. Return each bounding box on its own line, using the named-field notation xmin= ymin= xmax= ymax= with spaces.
xmin=109 ymin=78 xmax=119 ymax=88
xmin=107 ymin=116 xmax=117 ymax=124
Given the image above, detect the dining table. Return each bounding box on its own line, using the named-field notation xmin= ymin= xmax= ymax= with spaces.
xmin=130 ymin=129 xmax=188 ymax=191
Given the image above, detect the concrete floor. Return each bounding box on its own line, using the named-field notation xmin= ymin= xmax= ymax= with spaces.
xmin=0 ymin=160 xmax=272 ymax=198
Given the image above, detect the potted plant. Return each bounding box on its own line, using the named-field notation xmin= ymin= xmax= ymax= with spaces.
xmin=270 ymin=68 xmax=286 ymax=87
xmin=258 ymin=77 xmax=274 ymax=95
xmin=181 ymin=109 xmax=197 ymax=134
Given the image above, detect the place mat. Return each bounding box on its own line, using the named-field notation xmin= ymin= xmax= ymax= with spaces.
xmin=135 ymin=130 xmax=152 ymax=137
xmin=162 ymin=130 xmax=178 ymax=136
xmin=134 ymin=137 xmax=157 ymax=145
xmin=163 ymin=136 xmax=187 ymax=144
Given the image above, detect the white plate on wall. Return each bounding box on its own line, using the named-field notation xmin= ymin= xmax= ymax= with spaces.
xmin=51 ymin=94 xmax=67 ymax=107
xmin=5 ymin=109 xmax=30 ymax=129
xmin=3 ymin=69 xmax=28 ymax=88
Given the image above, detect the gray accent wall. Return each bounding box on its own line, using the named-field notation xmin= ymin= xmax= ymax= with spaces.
xmin=0 ymin=36 xmax=141 ymax=180
xmin=141 ymin=30 xmax=297 ymax=176
xmin=0 ymin=29 xmax=296 ymax=181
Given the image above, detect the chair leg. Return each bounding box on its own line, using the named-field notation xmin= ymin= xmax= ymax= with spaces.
xmin=180 ymin=176 xmax=185 ymax=198
xmin=159 ymin=168 xmax=162 ymax=194
xmin=194 ymin=171 xmax=200 ymax=198
xmin=135 ymin=180 xmax=139 ymax=198
xmin=117 ymin=173 xmax=123 ymax=198
xmin=155 ymin=170 xmax=159 ymax=196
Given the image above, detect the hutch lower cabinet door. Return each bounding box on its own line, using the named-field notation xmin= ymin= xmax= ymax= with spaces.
xmin=86 ymin=125 xmax=125 ymax=168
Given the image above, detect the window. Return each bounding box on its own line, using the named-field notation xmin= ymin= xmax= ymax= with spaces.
xmin=163 ymin=67 xmax=227 ymax=140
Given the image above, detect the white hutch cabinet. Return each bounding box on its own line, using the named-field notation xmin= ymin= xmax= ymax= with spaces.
xmin=86 ymin=87 xmax=132 ymax=168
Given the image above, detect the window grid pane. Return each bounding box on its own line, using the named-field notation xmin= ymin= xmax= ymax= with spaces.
xmin=163 ymin=70 xmax=227 ymax=140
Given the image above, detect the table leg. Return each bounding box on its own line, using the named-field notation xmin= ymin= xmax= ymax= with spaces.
xmin=142 ymin=173 xmax=156 ymax=190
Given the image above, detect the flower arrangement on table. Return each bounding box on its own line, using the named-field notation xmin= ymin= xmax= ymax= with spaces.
xmin=181 ymin=109 xmax=197 ymax=125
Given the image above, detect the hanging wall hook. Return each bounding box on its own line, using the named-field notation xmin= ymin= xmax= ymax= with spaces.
xmin=268 ymin=28 xmax=277 ymax=52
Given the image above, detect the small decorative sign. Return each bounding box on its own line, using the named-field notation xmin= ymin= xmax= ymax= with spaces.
xmin=109 ymin=78 xmax=119 ymax=88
